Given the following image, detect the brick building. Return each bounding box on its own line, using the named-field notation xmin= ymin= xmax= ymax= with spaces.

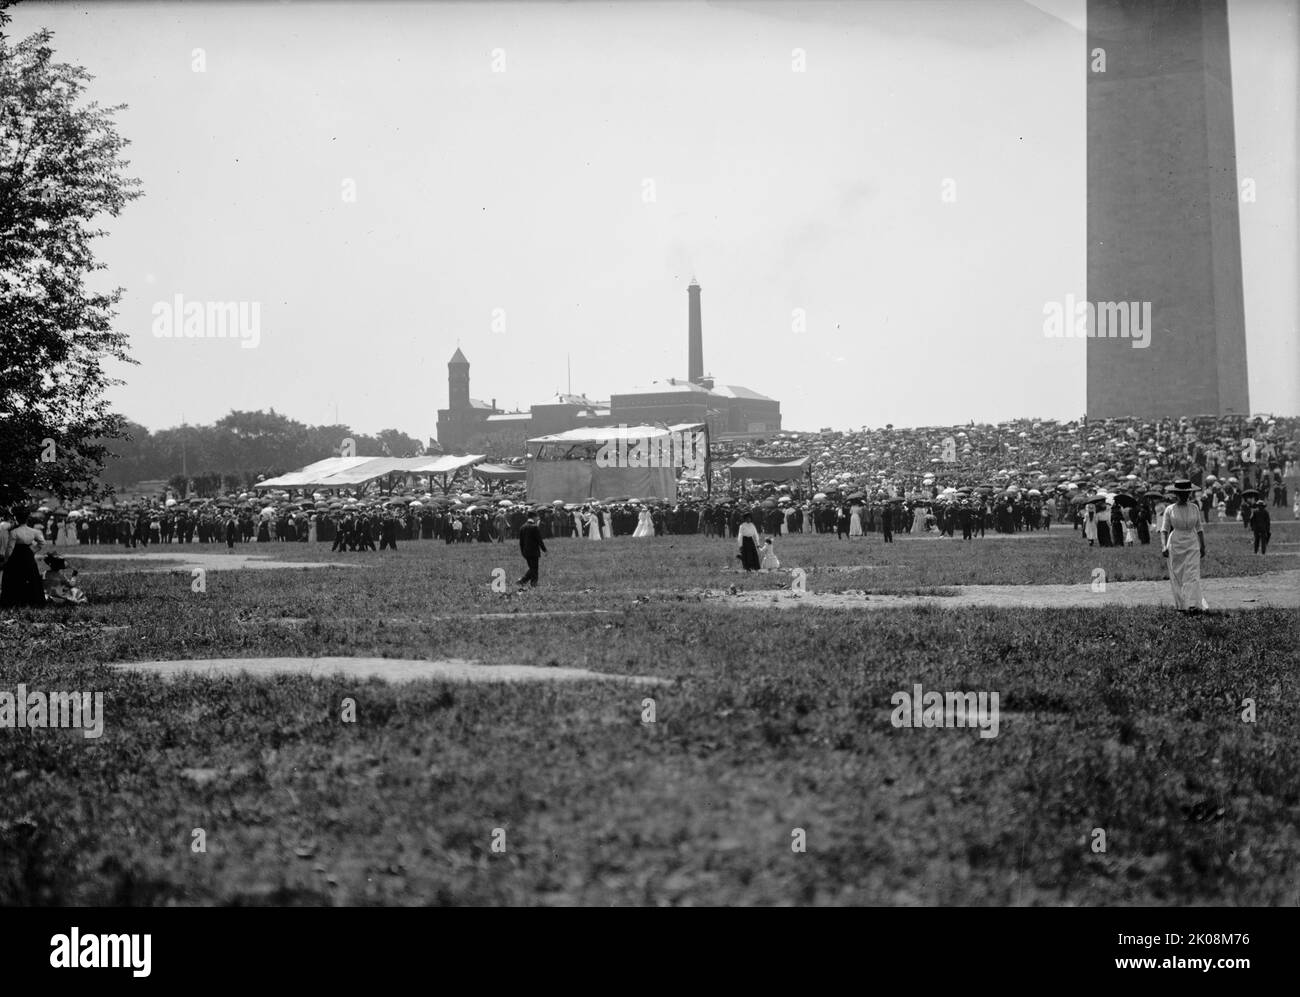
xmin=434 ymin=280 xmax=781 ymax=454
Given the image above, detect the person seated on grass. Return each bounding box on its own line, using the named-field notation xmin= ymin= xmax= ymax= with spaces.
xmin=42 ymin=553 xmax=87 ymax=606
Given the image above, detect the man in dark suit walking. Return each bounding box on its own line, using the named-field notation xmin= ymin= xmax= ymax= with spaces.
xmin=379 ymin=513 xmax=399 ymax=550
xmin=1249 ymin=498 xmax=1271 ymax=554
xmin=517 ymin=510 xmax=547 ymax=588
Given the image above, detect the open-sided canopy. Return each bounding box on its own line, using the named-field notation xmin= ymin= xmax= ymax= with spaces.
xmin=526 ymin=423 xmax=707 ymax=503
xmin=727 ymin=455 xmax=810 ymax=482
xmin=473 ymin=463 xmax=528 ymax=481
xmin=527 ymin=423 xmax=704 ymax=450
xmin=256 ymin=454 xmax=485 ymax=489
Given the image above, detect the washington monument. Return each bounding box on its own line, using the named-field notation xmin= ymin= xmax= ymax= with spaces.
xmin=1086 ymin=0 xmax=1250 ymax=418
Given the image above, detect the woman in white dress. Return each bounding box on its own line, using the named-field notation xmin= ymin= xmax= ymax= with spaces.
xmin=1160 ymin=479 xmax=1207 ymax=613
xmin=601 ymin=507 xmax=613 ymax=539
xmin=1083 ymin=505 xmax=1098 ymax=546
xmin=632 ymin=506 xmax=653 ymax=538
xmin=849 ymin=503 xmax=863 ymax=537
xmin=759 ymin=538 xmax=780 ymax=570
xmin=910 ymin=503 xmax=927 ymax=534
xmin=585 ymin=507 xmax=601 ymax=540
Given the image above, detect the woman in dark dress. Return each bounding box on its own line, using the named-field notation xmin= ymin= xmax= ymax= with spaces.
xmin=1136 ymin=501 xmax=1151 ymax=545
xmin=1096 ymin=503 xmax=1112 ymax=547
xmin=1 ymin=512 xmax=49 ymax=608
xmin=1109 ymin=502 xmax=1124 ymax=549
xmin=736 ymin=518 xmax=761 ymax=571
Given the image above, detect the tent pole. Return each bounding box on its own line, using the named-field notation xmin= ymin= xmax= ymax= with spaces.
xmin=704 ymin=421 xmax=712 ymax=499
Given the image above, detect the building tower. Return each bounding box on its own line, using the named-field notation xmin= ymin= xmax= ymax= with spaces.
xmin=1086 ymin=0 xmax=1249 ymax=418
xmin=688 ymin=279 xmax=704 ymax=385
xmin=448 ymin=347 xmax=470 ymax=410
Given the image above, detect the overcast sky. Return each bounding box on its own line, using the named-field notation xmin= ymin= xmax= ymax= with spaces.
xmin=12 ymin=0 xmax=1299 ymax=437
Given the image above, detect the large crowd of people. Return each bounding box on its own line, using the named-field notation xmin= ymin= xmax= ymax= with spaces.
xmin=2 ymin=412 xmax=1294 ymax=607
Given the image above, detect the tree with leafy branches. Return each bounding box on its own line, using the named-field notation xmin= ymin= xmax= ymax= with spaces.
xmin=0 ymin=6 xmax=142 ymax=509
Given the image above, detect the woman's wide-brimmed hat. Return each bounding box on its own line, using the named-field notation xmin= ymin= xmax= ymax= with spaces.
xmin=1170 ymin=479 xmax=1195 ymax=493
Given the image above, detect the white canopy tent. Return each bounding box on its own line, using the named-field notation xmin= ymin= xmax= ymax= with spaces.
xmin=256 ymin=454 xmax=486 ymax=491
xmin=525 ymin=423 xmax=708 ymax=502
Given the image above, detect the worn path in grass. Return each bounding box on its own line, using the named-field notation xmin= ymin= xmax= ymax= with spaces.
xmin=111 ymin=656 xmax=666 ymax=685
xmin=68 ymin=550 xmax=360 ymax=571
xmin=722 ymin=567 xmax=1300 ymax=611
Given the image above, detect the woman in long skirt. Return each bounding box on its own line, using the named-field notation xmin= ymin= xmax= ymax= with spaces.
xmin=632 ymin=507 xmax=653 ymax=538
xmin=1 ymin=513 xmax=48 ymax=608
xmin=1161 ymin=480 xmax=1207 ymax=613
xmin=1084 ymin=506 xmax=1098 ymax=546
xmin=1096 ymin=503 xmax=1112 ymax=546
xmin=737 ymin=519 xmax=761 ymax=571
xmin=849 ymin=503 xmax=863 ymax=537
xmin=911 ymin=504 xmax=927 ymax=534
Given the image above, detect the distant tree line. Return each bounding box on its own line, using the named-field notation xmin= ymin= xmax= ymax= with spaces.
xmin=99 ymin=409 xmax=431 ymax=497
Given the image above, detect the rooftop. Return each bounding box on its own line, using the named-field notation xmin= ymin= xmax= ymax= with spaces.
xmin=613 ymin=378 xmax=715 ymax=397
xmin=713 ymin=384 xmax=776 ymax=402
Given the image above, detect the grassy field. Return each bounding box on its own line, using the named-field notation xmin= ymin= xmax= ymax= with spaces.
xmin=1 ymin=522 xmax=1297 ymax=905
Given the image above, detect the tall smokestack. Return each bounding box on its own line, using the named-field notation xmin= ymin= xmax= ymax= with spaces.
xmin=688 ymin=278 xmax=703 ymax=384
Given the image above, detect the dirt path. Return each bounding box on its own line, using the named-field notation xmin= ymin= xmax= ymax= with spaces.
xmin=110 ymin=656 xmax=667 ymax=685
xmin=68 ymin=551 xmax=360 ymax=571
xmin=719 ymin=568 xmax=1300 ymax=611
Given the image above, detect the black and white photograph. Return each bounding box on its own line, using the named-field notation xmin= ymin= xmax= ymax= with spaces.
xmin=1 ymin=0 xmax=1297 ymax=944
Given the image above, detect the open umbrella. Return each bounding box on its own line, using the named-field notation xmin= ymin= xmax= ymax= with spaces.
xmin=1111 ymin=493 xmax=1137 ymax=508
